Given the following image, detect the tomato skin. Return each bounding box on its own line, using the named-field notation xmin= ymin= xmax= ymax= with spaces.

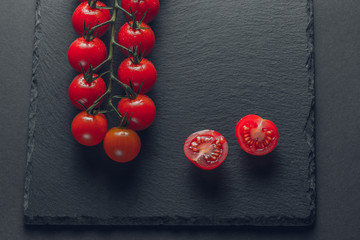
xmin=103 ymin=127 xmax=141 ymax=163
xmin=117 ymin=58 xmax=157 ymax=93
xmin=235 ymin=114 xmax=279 ymax=156
xmin=71 ymin=111 xmax=108 ymax=146
xmin=72 ymin=1 xmax=111 ymax=37
xmin=68 ymin=73 xmax=107 ymax=110
xmin=117 ymin=21 xmax=155 ymax=57
xmin=184 ymin=130 xmax=228 ymax=170
xmin=121 ymin=0 xmax=160 ymax=24
xmin=68 ymin=37 xmax=107 ymax=72
xmin=117 ymin=94 xmax=156 ymax=131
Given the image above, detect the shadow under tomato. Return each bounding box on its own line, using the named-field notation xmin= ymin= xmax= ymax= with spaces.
xmin=241 ymin=149 xmax=278 ymax=177
xmin=76 ymin=143 xmax=139 ymax=190
xmin=187 ymin=164 xmax=227 ymax=200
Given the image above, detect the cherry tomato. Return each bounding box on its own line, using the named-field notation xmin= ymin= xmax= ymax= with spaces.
xmin=184 ymin=130 xmax=228 ymax=170
xmin=117 ymin=21 xmax=155 ymax=57
xmin=103 ymin=127 xmax=141 ymax=163
xmin=68 ymin=36 xmax=107 ymax=72
xmin=71 ymin=111 xmax=108 ymax=146
xmin=117 ymin=94 xmax=155 ymax=131
xmin=121 ymin=0 xmax=160 ymax=24
xmin=117 ymin=57 xmax=157 ymax=93
xmin=235 ymin=114 xmax=279 ymax=156
xmin=72 ymin=1 xmax=111 ymax=38
xmin=68 ymin=73 xmax=107 ymax=110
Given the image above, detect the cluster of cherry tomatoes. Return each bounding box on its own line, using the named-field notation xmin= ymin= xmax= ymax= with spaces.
xmin=67 ymin=0 xmax=160 ymax=163
xmin=184 ymin=115 xmax=279 ymax=170
xmin=66 ymin=1 xmax=278 ymax=170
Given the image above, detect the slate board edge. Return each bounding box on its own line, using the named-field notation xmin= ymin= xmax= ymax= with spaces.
xmin=304 ymin=0 xmax=316 ymax=226
xmin=23 ymin=0 xmax=316 ymax=226
xmin=24 ymin=0 xmax=41 ymax=221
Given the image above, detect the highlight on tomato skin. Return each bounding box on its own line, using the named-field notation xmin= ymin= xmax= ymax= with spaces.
xmin=235 ymin=114 xmax=279 ymax=156
xmin=184 ymin=130 xmax=228 ymax=170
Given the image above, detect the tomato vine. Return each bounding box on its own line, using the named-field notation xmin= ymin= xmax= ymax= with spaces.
xmin=68 ymin=0 xmax=160 ymax=162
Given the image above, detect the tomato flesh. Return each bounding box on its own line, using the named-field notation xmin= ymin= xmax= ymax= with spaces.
xmin=235 ymin=114 xmax=279 ymax=156
xmin=184 ymin=130 xmax=228 ymax=170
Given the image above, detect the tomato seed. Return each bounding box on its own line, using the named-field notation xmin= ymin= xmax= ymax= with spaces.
xmin=191 ymin=147 xmax=199 ymax=152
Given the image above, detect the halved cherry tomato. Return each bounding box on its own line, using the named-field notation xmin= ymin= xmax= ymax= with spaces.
xmin=121 ymin=0 xmax=160 ymax=24
xmin=117 ymin=94 xmax=156 ymax=131
xmin=71 ymin=111 xmax=108 ymax=146
xmin=184 ymin=130 xmax=228 ymax=170
xmin=235 ymin=114 xmax=279 ymax=156
xmin=68 ymin=36 xmax=107 ymax=72
xmin=103 ymin=127 xmax=141 ymax=163
xmin=72 ymin=1 xmax=111 ymax=37
xmin=68 ymin=73 xmax=106 ymax=110
xmin=117 ymin=21 xmax=155 ymax=57
xmin=117 ymin=57 xmax=157 ymax=93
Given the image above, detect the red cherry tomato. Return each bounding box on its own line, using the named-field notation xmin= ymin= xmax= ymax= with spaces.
xmin=121 ymin=0 xmax=160 ymax=24
xmin=72 ymin=1 xmax=111 ymax=37
xmin=117 ymin=57 xmax=157 ymax=93
xmin=71 ymin=111 xmax=108 ymax=146
xmin=235 ymin=114 xmax=279 ymax=156
xmin=103 ymin=127 xmax=141 ymax=162
xmin=117 ymin=94 xmax=156 ymax=131
xmin=68 ymin=73 xmax=107 ymax=110
xmin=117 ymin=21 xmax=155 ymax=57
xmin=184 ymin=130 xmax=228 ymax=170
xmin=68 ymin=36 xmax=107 ymax=72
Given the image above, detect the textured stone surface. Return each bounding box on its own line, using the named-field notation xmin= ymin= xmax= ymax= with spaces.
xmin=24 ymin=0 xmax=315 ymax=226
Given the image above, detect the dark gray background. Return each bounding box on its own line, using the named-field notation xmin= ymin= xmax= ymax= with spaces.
xmin=0 ymin=0 xmax=359 ymax=239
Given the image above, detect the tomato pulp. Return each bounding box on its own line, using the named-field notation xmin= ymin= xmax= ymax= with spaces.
xmin=184 ymin=130 xmax=228 ymax=170
xmin=235 ymin=114 xmax=279 ymax=156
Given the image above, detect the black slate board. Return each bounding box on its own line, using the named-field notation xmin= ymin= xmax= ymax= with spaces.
xmin=24 ymin=0 xmax=315 ymax=226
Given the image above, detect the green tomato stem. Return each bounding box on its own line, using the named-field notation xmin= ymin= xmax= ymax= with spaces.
xmin=86 ymin=0 xmax=139 ymax=125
